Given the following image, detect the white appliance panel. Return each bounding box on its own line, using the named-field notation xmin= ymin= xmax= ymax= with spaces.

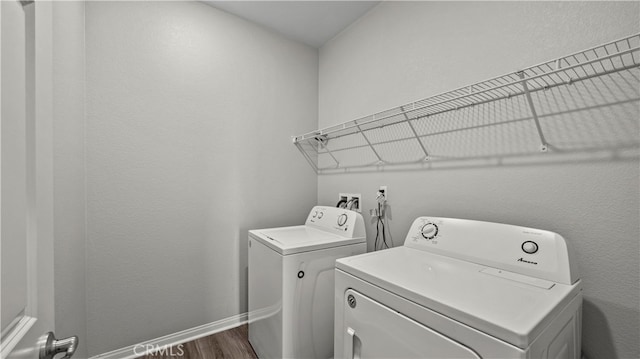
xmin=253 ymin=226 xmax=363 ymax=255
xmin=336 ymin=246 xmax=580 ymax=348
xmin=341 ymin=289 xmax=480 ymax=359
xmin=250 ymin=206 xmax=366 ymax=255
xmin=305 ymin=206 xmax=365 ymax=238
xmin=248 ymin=236 xmax=283 ymax=358
xmin=334 ymin=270 xmax=526 ymax=359
xmin=334 ymin=216 xmax=582 ymax=359
xmin=282 ymin=244 xmax=366 ymax=359
xmin=404 ymin=217 xmax=578 ymax=285
xmin=249 ymin=206 xmax=366 ymax=359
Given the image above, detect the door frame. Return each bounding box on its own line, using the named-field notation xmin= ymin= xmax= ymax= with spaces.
xmin=0 ymin=0 xmax=55 ymax=356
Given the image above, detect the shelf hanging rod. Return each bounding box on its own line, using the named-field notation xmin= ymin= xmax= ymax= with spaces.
xmin=401 ymin=105 xmax=430 ymax=160
xmin=354 ymin=120 xmax=384 ymax=163
xmin=517 ymin=71 xmax=549 ymax=152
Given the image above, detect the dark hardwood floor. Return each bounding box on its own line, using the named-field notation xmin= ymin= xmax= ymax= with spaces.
xmin=137 ymin=324 xmax=257 ymax=359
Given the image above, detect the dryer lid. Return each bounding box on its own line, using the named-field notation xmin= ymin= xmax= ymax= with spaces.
xmin=250 ymin=226 xmax=365 ymax=255
xmin=335 ymin=246 xmax=582 ymax=349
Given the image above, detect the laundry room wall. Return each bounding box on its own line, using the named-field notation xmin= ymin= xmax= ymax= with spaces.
xmin=317 ymin=2 xmax=639 ymax=359
xmin=81 ymin=1 xmax=317 ymax=355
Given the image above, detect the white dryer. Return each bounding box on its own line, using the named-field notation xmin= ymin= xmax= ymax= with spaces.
xmin=249 ymin=206 xmax=366 ymax=359
xmin=335 ymin=217 xmax=582 ymax=359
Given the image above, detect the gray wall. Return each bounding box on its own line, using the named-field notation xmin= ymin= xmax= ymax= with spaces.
xmin=53 ymin=2 xmax=87 ymax=358
xmin=53 ymin=1 xmax=318 ymax=356
xmin=52 ymin=1 xmax=639 ymax=358
xmin=317 ymin=2 xmax=639 ymax=359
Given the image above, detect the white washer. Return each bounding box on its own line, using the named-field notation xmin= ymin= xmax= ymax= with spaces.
xmin=335 ymin=217 xmax=582 ymax=359
xmin=249 ymin=206 xmax=366 ymax=359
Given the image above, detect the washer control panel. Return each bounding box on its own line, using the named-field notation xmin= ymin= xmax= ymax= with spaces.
xmin=404 ymin=216 xmax=578 ymax=285
xmin=306 ymin=206 xmax=365 ymax=238
xmin=409 ymin=218 xmax=444 ymax=244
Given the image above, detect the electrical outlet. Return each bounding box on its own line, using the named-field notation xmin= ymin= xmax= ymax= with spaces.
xmin=378 ymin=186 xmax=388 ymax=202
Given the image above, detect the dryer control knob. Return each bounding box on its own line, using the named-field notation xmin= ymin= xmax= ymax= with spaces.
xmin=420 ymin=223 xmax=438 ymax=239
xmin=522 ymin=241 xmax=538 ymax=254
xmin=337 ymin=214 xmax=348 ymax=227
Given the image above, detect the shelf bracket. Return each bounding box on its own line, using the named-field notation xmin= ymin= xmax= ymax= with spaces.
xmin=517 ymin=71 xmax=549 ymax=152
xmin=401 ymin=105 xmax=430 ymax=160
xmin=315 ymin=135 xmax=341 ymax=168
xmin=354 ymin=121 xmax=384 ymax=164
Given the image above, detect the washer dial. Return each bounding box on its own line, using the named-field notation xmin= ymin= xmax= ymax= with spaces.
xmin=337 ymin=214 xmax=348 ymax=227
xmin=421 ymin=223 xmax=439 ymax=239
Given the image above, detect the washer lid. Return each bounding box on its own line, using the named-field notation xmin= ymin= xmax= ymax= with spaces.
xmin=250 ymin=225 xmax=365 ymax=255
xmin=336 ymin=246 xmax=582 ymax=349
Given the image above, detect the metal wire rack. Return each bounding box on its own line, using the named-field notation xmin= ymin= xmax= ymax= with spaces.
xmin=293 ymin=33 xmax=640 ymax=173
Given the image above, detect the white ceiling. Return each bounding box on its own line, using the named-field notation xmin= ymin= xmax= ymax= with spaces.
xmin=204 ymin=1 xmax=380 ymax=48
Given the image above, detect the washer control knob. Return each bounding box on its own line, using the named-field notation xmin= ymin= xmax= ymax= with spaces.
xmin=337 ymin=214 xmax=348 ymax=227
xmin=522 ymin=241 xmax=539 ymax=254
xmin=318 ymin=212 xmax=324 ymax=219
xmin=420 ymin=223 xmax=438 ymax=239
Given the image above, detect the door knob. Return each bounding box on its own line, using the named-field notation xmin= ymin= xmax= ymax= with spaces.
xmin=38 ymin=332 xmax=78 ymax=359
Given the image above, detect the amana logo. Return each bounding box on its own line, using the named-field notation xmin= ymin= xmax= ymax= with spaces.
xmin=517 ymin=257 xmax=538 ymax=265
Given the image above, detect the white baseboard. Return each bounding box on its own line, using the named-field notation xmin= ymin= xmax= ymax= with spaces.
xmin=90 ymin=312 xmax=248 ymax=359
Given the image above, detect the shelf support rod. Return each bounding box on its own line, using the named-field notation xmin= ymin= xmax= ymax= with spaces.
xmin=401 ymin=105 xmax=430 ymax=160
xmin=517 ymin=71 xmax=549 ymax=152
xmin=318 ymin=139 xmax=340 ymax=168
xmin=354 ymin=122 xmax=384 ymax=164
xmin=294 ymin=141 xmax=320 ymax=173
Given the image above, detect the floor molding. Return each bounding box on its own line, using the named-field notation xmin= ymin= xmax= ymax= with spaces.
xmin=90 ymin=312 xmax=248 ymax=359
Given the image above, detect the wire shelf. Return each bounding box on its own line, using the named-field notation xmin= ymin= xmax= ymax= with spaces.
xmin=294 ymin=33 xmax=640 ymax=173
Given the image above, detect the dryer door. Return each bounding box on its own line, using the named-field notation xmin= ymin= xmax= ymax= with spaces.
xmin=342 ymin=289 xmax=481 ymax=359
